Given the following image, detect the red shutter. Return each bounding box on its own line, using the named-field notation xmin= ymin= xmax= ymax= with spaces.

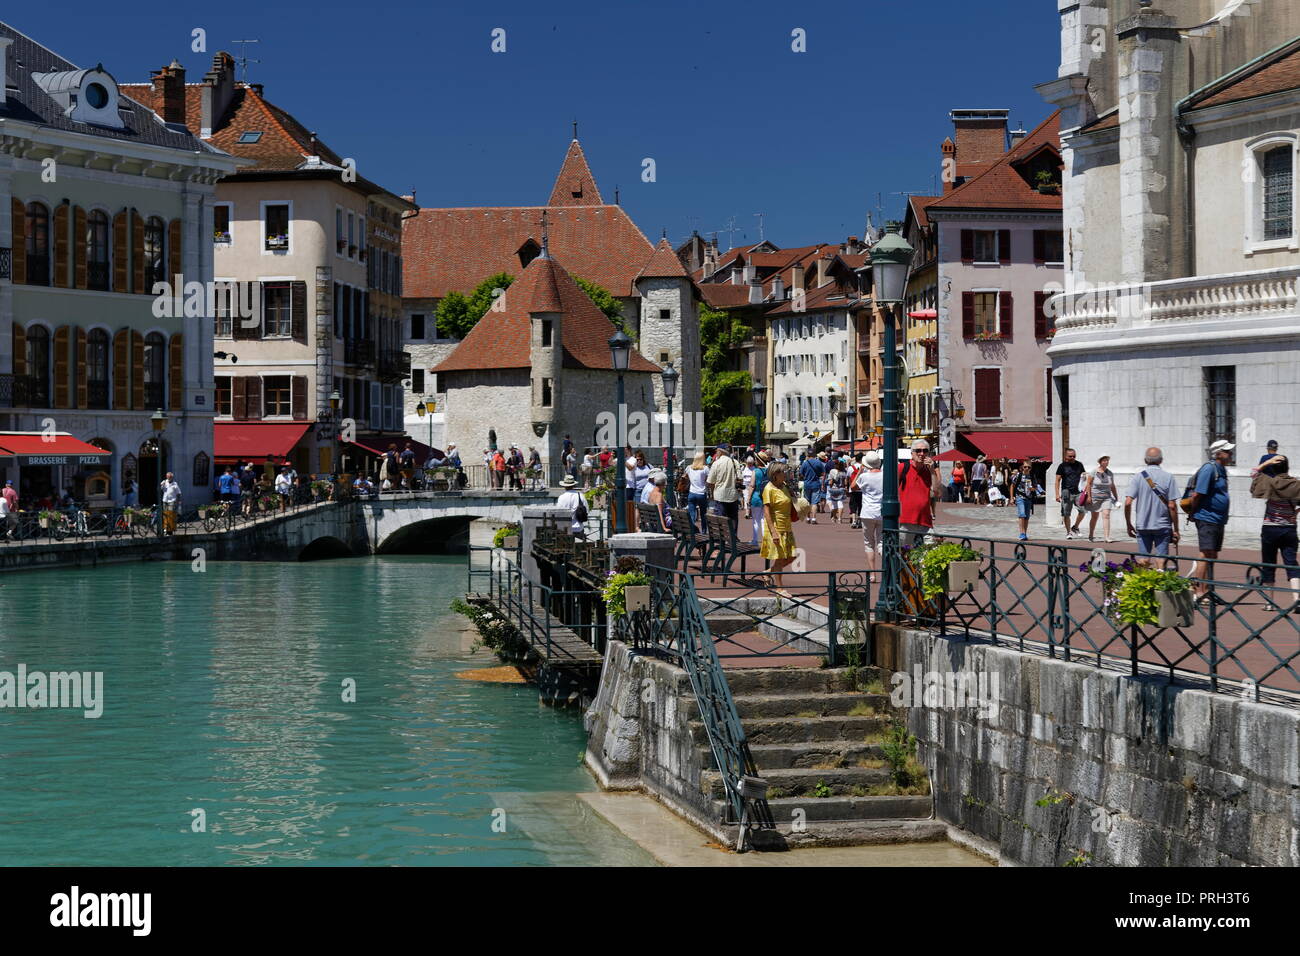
xmin=1034 ymin=292 xmax=1048 ymax=339
xmin=974 ymin=367 xmax=1001 ymax=420
xmin=961 ymin=292 xmax=975 ymax=339
xmin=1033 ymin=230 xmax=1046 ymax=264
xmin=998 ymin=230 xmax=1011 ymax=264
xmin=999 ymin=292 xmax=1013 ymax=339
xmin=960 ymin=229 xmax=974 ymax=263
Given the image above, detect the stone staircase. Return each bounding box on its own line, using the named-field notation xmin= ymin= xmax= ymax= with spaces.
xmin=693 ymin=665 xmax=946 ymax=849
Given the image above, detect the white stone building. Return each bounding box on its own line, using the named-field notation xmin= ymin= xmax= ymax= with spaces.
xmin=1041 ymin=1 xmax=1300 ymax=526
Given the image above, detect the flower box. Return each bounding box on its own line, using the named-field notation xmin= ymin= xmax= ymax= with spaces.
xmin=623 ymin=585 xmax=650 ymax=613
xmin=944 ymin=560 xmax=981 ymax=596
xmin=501 ymin=535 xmax=519 ymax=550
xmin=1156 ymin=588 xmax=1195 ymax=629
xmin=214 ymin=232 xmax=232 ymax=244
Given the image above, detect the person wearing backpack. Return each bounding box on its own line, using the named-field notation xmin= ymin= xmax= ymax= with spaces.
xmin=748 ymin=451 xmax=770 ymax=545
xmin=556 ymin=475 xmax=587 ymax=538
xmin=1182 ymin=440 xmax=1234 ymax=604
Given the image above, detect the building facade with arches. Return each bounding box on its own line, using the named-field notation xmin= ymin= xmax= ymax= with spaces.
xmin=0 ymin=21 xmax=238 ymax=507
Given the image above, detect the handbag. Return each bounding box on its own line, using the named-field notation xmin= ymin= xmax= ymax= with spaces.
xmin=1076 ymin=488 xmax=1089 ymax=507
xmin=675 ymin=473 xmax=689 ymax=496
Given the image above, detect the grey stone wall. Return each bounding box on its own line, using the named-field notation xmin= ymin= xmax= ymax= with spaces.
xmin=877 ymin=623 xmax=1299 ymax=866
xmin=584 ymin=640 xmax=720 ymax=839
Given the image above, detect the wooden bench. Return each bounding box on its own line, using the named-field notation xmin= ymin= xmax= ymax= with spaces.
xmin=668 ymin=506 xmax=709 ymax=569
xmin=705 ymin=512 xmax=762 ymax=583
xmin=635 ymin=501 xmax=665 ymax=534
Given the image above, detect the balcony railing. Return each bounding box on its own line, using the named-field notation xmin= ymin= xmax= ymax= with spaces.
xmin=344 ymin=339 xmax=375 ymax=367
xmin=0 ymin=247 xmax=10 ymax=280
xmin=379 ymin=349 xmax=409 ymax=382
xmin=0 ymin=374 xmax=50 ymax=408
xmin=1051 ymin=265 xmax=1300 ymax=334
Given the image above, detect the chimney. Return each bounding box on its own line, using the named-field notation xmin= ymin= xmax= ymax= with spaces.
xmin=772 ymin=275 xmax=785 ymax=299
xmin=791 ymin=263 xmax=805 ymax=293
xmin=742 ymin=263 xmax=756 ymax=285
xmin=950 ymin=109 xmax=1010 ymax=172
xmin=151 ymin=60 xmax=187 ymax=125
xmin=845 ymin=236 xmax=861 ymax=255
xmin=703 ymin=244 xmax=717 ymax=277
xmin=941 ymin=137 xmax=957 ymax=194
xmin=815 ymin=258 xmax=828 ymax=288
xmin=0 ymin=38 xmax=11 ymax=107
xmin=249 ymin=83 xmax=264 ymax=97
xmin=200 ymin=51 xmax=235 ymax=139
xmin=1009 ymin=127 xmax=1028 ymax=150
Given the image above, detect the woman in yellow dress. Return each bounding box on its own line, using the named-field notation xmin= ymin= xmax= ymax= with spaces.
xmin=761 ymin=462 xmax=800 ymax=597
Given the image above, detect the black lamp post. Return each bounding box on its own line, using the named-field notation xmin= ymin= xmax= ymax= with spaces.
xmin=846 ymin=406 xmax=857 ymax=463
xmin=870 ymin=223 xmax=913 ymax=620
xmin=751 ymin=380 xmax=766 ymax=451
xmin=609 ymin=330 xmax=631 ymax=534
xmin=151 ymin=409 xmax=167 ymax=536
xmin=662 ymin=363 xmax=679 ymax=506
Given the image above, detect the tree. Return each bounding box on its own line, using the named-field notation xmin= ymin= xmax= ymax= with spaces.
xmin=435 ymin=272 xmax=629 ymax=339
xmin=698 ymin=303 xmax=753 ymax=438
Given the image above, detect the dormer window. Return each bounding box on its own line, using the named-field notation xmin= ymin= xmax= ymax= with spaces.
xmin=237 ymin=131 xmax=263 ymax=144
xmin=517 ymin=238 xmax=541 ymax=268
xmin=84 ymin=82 xmax=109 ymax=109
xmin=33 ymin=66 xmax=125 ymax=130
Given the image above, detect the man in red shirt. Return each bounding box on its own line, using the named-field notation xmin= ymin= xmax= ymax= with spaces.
xmin=898 ymin=440 xmax=942 ymax=546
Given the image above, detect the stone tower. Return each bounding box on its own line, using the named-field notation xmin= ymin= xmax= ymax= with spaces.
xmin=635 ymin=238 xmax=702 ymax=442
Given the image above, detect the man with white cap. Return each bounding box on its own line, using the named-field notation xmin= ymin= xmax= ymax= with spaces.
xmin=1185 ymin=439 xmax=1234 ymax=603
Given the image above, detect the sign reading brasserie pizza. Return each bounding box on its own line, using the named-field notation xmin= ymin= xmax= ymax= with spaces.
xmin=12 ymin=454 xmax=109 ymax=466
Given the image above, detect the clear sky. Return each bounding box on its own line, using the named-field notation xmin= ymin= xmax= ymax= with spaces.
xmin=13 ymin=1 xmax=1062 ymax=249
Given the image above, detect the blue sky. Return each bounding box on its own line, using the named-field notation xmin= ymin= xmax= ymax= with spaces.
xmin=15 ymin=1 xmax=1061 ymax=249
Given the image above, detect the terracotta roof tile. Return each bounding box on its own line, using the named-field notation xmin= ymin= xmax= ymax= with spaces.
xmin=908 ymin=195 xmax=941 ymax=228
xmin=637 ymin=238 xmax=688 ymax=278
xmin=430 ymin=253 xmax=658 ymax=374
xmin=548 ymin=139 xmax=604 ymax=206
xmin=1187 ymin=36 xmax=1300 ymax=110
xmin=927 ymin=111 xmax=1062 ymax=213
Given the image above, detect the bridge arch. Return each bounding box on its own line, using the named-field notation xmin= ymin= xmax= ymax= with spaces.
xmin=298 ymin=535 xmax=357 ymax=561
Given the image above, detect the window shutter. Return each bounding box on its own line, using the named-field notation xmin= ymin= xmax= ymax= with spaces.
xmin=999 ymin=292 xmax=1014 ymax=339
xmin=73 ymin=207 xmax=87 ymax=289
xmin=960 ymin=229 xmax=974 ymax=263
xmin=245 ymin=377 xmax=262 ymax=420
xmin=291 ymin=280 xmax=308 ymax=342
xmin=112 ymin=211 xmax=128 ymax=292
xmin=54 ymin=204 xmax=70 ymax=287
xmin=130 ymin=330 xmax=144 ymax=409
xmin=1034 ymin=292 xmax=1048 ymax=339
xmin=10 ymin=198 xmax=25 ymax=285
xmin=370 ymin=381 xmax=381 ymax=426
xmin=291 ymin=375 xmax=308 ymax=420
xmin=998 ymin=230 xmax=1011 ymax=264
xmin=112 ymin=329 xmax=129 ymax=409
xmin=975 ymin=367 xmax=1001 ymax=420
xmin=232 ymin=375 xmax=248 ymax=419
xmin=961 ymin=292 xmax=975 ymax=339
xmin=168 ymin=218 xmax=182 ymax=281
xmin=232 ymin=282 xmax=255 ymax=340
xmin=11 ymin=324 xmax=25 ymax=377
xmin=168 ymin=333 xmax=183 ymax=410
xmin=131 ymin=211 xmax=145 ymax=293
xmin=75 ymin=327 xmax=88 ymax=409
xmin=54 ymin=326 xmax=70 ymax=407
xmin=1032 ymin=230 xmax=1046 ymax=264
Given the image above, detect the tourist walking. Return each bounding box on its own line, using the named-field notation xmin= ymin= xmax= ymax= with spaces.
xmin=685 ymin=451 xmax=710 ymax=532
xmin=950 ymin=460 xmax=967 ymax=503
xmin=160 ymin=472 xmax=181 ymax=535
xmin=759 ymin=461 xmax=800 ymax=598
xmin=275 ymin=467 xmax=293 ymax=512
xmin=847 ymin=453 xmax=863 ymax=530
xmin=1123 ymin=447 xmax=1180 ymax=557
xmin=898 ymin=440 xmax=941 ymax=547
xmin=827 ymin=461 xmax=847 ymax=523
xmin=987 ymin=461 xmax=1007 ymax=507
xmin=218 ymin=466 xmax=240 ymax=507
xmin=580 ymin=450 xmax=595 ymax=489
xmin=629 ymin=450 xmax=651 ymax=531
xmin=1081 ymin=455 xmax=1119 ymax=542
xmin=748 ymin=451 xmax=770 ymax=545
xmin=857 ymin=451 xmax=884 ymax=571
xmin=970 ymin=455 xmax=988 ymax=505
xmin=1054 ymin=448 xmax=1086 ymax=538
xmin=707 ymin=443 xmax=740 ymax=532
xmin=555 ymin=475 xmax=587 ymax=538
xmin=798 ymin=451 xmax=825 ymax=524
xmin=0 ymin=488 xmax=12 ymax=540
xmin=1185 ymin=440 xmax=1234 ymax=604
xmin=1250 ymin=453 xmax=1300 ymax=612
xmin=1260 ymin=439 xmax=1281 ymax=465
xmin=1010 ymin=461 xmax=1040 ymax=541
xmin=741 ymin=455 xmax=756 ymax=529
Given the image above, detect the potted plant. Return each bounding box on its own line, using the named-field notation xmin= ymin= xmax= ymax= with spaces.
xmin=604 ymin=566 xmax=652 ymax=617
xmin=311 ymin=479 xmax=331 ymax=501
xmin=1035 ymin=170 xmax=1060 ymax=194
xmin=915 ymin=541 xmax=983 ymax=599
xmin=37 ymin=509 xmax=60 ymax=529
xmin=267 ymin=234 xmax=289 ymax=250
xmin=214 ymin=230 xmax=232 ymax=244
xmin=1116 ymin=566 xmax=1194 ymax=629
xmin=1079 ymin=556 xmax=1138 ymax=624
xmin=493 ymin=523 xmax=521 ymax=550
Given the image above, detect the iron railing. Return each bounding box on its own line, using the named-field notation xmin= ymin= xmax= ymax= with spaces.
xmin=0 ymin=374 xmax=50 ymax=408
xmin=900 ymin=533 xmax=1300 ymax=701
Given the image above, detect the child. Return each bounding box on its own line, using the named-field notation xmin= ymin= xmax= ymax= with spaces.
xmin=827 ymin=465 xmax=847 ymax=523
xmin=1010 ymin=461 xmax=1041 ymax=541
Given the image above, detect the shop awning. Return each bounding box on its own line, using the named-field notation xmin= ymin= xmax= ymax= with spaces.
xmin=0 ymin=433 xmax=112 ymax=466
xmin=966 ymin=430 xmax=1052 ymax=461
xmin=346 ymin=436 xmax=442 ymax=461
xmin=214 ymin=422 xmax=311 ymax=461
xmin=934 ymin=449 xmax=976 ymax=462
xmin=908 ymin=309 xmax=938 ymax=320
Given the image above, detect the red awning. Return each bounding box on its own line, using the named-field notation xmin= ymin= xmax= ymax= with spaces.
xmin=0 ymin=433 xmax=113 ymax=466
xmin=346 ymin=436 xmax=441 ymax=460
xmin=908 ymin=309 xmax=938 ymax=320
xmin=934 ymin=449 xmax=976 ymax=462
xmin=966 ymin=430 xmax=1052 ymax=461
xmin=214 ymin=422 xmax=311 ymax=460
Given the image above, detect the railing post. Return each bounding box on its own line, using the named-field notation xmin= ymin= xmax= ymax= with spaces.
xmin=827 ymin=572 xmax=839 ymax=668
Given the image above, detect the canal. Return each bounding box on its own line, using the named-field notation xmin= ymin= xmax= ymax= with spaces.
xmin=0 ymin=553 xmax=654 ymax=866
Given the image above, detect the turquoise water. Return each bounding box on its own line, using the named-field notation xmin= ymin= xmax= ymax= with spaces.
xmin=0 ymin=556 xmax=653 ymax=866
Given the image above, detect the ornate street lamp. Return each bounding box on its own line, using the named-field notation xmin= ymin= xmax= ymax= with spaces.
xmin=751 ymin=380 xmax=767 ymax=451
xmin=845 ymin=406 xmax=858 ymax=463
xmin=661 ymin=363 xmax=679 ymax=505
xmin=870 ymin=222 xmax=913 ymax=621
xmin=151 ymin=409 xmax=167 ymax=536
xmin=609 ymin=330 xmax=632 ymax=534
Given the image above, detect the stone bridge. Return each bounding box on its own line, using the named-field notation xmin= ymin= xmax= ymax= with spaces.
xmin=0 ymin=491 xmax=549 ymax=573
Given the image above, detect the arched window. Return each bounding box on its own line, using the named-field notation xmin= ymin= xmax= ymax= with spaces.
xmin=25 ymin=325 xmax=50 ymax=406
xmin=143 ymin=332 xmax=166 ymax=409
xmin=192 ymin=451 xmax=210 ymax=487
xmin=87 ymin=329 xmax=110 ymax=408
xmin=87 ymin=210 xmax=110 ymax=290
xmin=121 ymin=453 xmax=137 ymax=491
xmin=26 ymin=202 xmax=50 ymax=285
xmin=144 ymin=216 xmax=166 ymax=287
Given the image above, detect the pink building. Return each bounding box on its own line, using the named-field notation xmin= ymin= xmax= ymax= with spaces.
xmin=926 ymin=110 xmax=1063 ymax=464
